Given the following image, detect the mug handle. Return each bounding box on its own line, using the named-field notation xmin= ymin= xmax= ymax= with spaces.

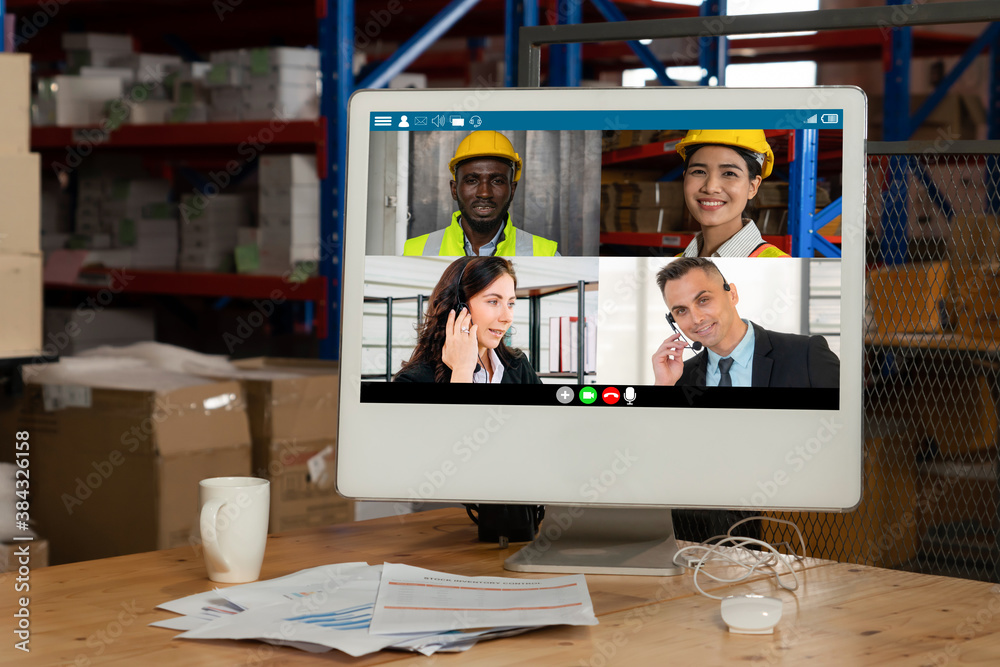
xmin=200 ymin=497 xmax=231 ymax=573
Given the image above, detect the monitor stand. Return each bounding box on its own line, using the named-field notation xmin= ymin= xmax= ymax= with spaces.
xmin=504 ymin=506 xmax=684 ymax=576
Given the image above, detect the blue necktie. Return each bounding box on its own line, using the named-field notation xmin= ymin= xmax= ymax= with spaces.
xmin=718 ymin=357 xmax=734 ymax=387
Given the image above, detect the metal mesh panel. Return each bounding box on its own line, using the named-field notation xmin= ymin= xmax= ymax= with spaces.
xmin=766 ymin=148 xmax=1000 ymax=583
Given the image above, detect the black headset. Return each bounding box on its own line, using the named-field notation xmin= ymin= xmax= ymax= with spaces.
xmin=665 ymin=275 xmax=731 ymax=353
xmin=453 ymin=257 xmax=471 ymax=314
xmin=451 ymin=258 xmax=489 ymax=375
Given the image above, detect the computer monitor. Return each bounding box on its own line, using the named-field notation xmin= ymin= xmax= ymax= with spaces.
xmin=337 ymin=87 xmax=865 ymax=575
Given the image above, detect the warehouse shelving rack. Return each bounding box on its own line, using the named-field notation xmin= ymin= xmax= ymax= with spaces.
xmin=3 ymin=0 xmax=998 ymax=362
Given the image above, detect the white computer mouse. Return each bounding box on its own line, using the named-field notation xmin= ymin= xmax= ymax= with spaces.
xmin=720 ymin=594 xmax=783 ymax=634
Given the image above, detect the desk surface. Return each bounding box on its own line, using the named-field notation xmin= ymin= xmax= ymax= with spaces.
xmin=3 ymin=509 xmax=999 ymax=665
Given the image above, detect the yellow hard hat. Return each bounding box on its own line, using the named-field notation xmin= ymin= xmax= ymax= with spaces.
xmin=448 ymin=131 xmax=522 ymax=182
xmin=676 ymin=129 xmax=774 ymax=179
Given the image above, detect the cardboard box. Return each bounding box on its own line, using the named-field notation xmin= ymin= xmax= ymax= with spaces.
xmin=0 ymin=253 xmax=43 ymax=357
xmin=764 ymin=436 xmax=918 ymax=568
xmin=0 ymin=540 xmax=48 ymax=571
xmin=263 ymin=438 xmax=353 ymax=532
xmin=259 ymin=154 xmax=318 ymax=188
xmin=229 ymin=357 xmax=339 ymax=449
xmin=603 ymin=206 xmax=685 ymax=233
xmin=604 ymin=181 xmax=682 ymax=210
xmin=0 ymin=153 xmax=40 ymax=254
xmin=0 ymin=54 xmax=31 ymax=153
xmin=10 ymin=373 xmax=251 ymax=565
xmin=867 ymin=261 xmax=949 ymax=336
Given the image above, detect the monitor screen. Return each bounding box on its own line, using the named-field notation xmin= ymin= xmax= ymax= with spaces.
xmin=337 ymin=87 xmax=864 ymax=522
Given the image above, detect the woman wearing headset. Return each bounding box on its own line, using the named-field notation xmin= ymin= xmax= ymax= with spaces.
xmin=675 ymin=129 xmax=789 ymax=258
xmin=394 ymin=256 xmax=542 ymax=384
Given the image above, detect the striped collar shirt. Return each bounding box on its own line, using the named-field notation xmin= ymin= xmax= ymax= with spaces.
xmin=681 ymin=221 xmax=766 ymax=258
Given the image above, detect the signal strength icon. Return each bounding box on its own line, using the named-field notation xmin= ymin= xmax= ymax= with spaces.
xmin=805 ymin=114 xmax=818 ymax=124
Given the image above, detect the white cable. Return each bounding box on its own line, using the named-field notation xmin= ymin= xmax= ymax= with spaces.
xmin=672 ymin=516 xmax=807 ymax=601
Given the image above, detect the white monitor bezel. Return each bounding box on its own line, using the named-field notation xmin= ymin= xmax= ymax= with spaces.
xmin=337 ymin=86 xmax=866 ymax=512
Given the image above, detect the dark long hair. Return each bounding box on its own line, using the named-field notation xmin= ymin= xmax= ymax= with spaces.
xmin=396 ymin=257 xmax=521 ymax=383
xmin=683 ymin=143 xmax=763 ymax=224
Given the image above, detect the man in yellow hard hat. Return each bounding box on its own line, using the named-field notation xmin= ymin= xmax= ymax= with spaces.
xmin=403 ymin=131 xmax=560 ymax=256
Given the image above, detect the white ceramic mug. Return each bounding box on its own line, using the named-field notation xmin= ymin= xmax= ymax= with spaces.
xmin=199 ymin=477 xmax=270 ymax=583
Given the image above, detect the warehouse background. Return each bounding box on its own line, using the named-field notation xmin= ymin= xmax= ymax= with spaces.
xmin=0 ymin=0 xmax=998 ymax=581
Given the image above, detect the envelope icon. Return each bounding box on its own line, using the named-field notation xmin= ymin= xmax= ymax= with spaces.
xmin=414 ymin=116 xmax=428 ymax=126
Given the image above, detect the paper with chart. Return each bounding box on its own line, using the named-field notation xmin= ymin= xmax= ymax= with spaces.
xmin=369 ymin=563 xmax=598 ymax=634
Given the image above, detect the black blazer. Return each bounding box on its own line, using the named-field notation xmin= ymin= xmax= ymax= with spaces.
xmin=393 ymin=351 xmax=543 ymax=384
xmin=677 ymin=322 xmax=839 ymax=388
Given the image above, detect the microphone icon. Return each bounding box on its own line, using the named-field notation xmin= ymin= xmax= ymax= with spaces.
xmin=624 ymin=387 xmax=636 ymax=405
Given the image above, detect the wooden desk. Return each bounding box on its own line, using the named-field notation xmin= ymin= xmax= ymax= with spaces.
xmin=3 ymin=509 xmax=999 ymax=665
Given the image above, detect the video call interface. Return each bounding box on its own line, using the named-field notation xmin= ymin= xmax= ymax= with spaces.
xmin=358 ymin=108 xmax=845 ymax=410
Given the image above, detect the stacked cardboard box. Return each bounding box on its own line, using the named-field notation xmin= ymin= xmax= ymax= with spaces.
xmin=73 ymin=175 xmax=179 ymax=269
xmin=207 ymin=47 xmax=319 ymax=122
xmin=258 ymin=154 xmax=319 ymax=274
xmin=600 ymin=181 xmax=685 ymax=233
xmin=947 ymin=214 xmax=1000 ymax=339
xmin=180 ymin=193 xmax=250 ymax=271
xmin=62 ymin=32 xmax=134 ymax=73
xmin=8 ymin=360 xmax=252 ymax=564
xmin=0 ymin=54 xmax=43 ymax=358
xmin=214 ymin=358 xmax=350 ymax=532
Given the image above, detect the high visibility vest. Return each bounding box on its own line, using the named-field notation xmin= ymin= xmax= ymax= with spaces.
xmin=676 ymin=241 xmax=790 ymax=258
xmin=748 ymin=242 xmax=790 ymax=258
xmin=403 ymin=212 xmax=559 ymax=257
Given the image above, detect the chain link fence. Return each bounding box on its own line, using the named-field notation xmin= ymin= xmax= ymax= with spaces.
xmin=766 ymin=145 xmax=1000 ymax=583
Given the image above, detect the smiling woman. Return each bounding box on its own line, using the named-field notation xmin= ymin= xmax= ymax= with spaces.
xmin=393 ymin=256 xmax=543 ymax=384
xmin=675 ymin=129 xmax=789 ymax=258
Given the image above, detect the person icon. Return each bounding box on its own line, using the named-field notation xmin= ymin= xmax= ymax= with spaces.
xmin=399 ymin=115 xmax=409 ymax=128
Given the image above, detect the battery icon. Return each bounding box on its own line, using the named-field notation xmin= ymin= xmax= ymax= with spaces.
xmin=820 ymin=113 xmax=839 ymax=124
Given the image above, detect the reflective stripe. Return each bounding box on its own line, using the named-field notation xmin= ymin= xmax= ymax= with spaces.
xmin=405 ymin=213 xmax=558 ymax=256
xmin=514 ymin=227 xmax=534 ymax=255
xmin=421 ymin=229 xmax=448 ymax=255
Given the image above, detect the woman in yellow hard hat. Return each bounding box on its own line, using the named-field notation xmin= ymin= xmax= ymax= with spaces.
xmin=675 ymin=129 xmax=788 ymax=258
xmin=394 ymin=256 xmax=542 ymax=384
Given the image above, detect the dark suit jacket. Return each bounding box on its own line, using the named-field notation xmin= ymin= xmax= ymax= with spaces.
xmin=677 ymin=322 xmax=839 ymax=388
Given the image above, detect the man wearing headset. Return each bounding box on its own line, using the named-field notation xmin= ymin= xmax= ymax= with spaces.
xmin=402 ymin=130 xmax=560 ymax=257
xmin=651 ymin=257 xmax=839 ymax=388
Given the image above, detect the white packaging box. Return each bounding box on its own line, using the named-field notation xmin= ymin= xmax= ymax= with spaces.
xmin=0 ymin=154 xmax=40 ymax=255
xmin=237 ymin=227 xmax=259 ymax=247
xmin=181 ymin=224 xmax=240 ymax=244
xmin=207 ymin=51 xmax=246 ymax=87
xmin=179 ymin=62 xmax=212 ymax=80
xmin=44 ymin=307 xmax=155 ymax=356
xmin=252 ymin=47 xmax=320 ymax=69
xmin=258 ymin=217 xmax=318 ymax=250
xmin=54 ymin=75 xmax=123 ymax=126
xmin=80 ymin=66 xmax=135 ymax=86
xmin=128 ymin=99 xmax=173 ymax=124
xmin=258 ymin=243 xmax=319 ymax=274
xmin=114 ymin=219 xmax=178 ymax=248
xmin=110 ymin=53 xmax=183 ymax=73
xmin=168 ymin=103 xmax=209 ymax=124
xmin=0 ymin=54 xmax=31 ymax=153
xmin=179 ymin=249 xmax=231 ymax=272
xmin=77 ymin=176 xmax=108 ymax=202
xmin=207 ymin=105 xmax=243 ymax=122
xmin=243 ymin=84 xmax=317 ymax=120
xmin=244 ymin=66 xmax=318 ymax=87
xmin=62 ymin=33 xmax=133 ymax=52
xmin=259 ymin=154 xmax=318 ymax=187
xmin=259 ymin=184 xmax=319 ymax=218
xmin=0 ymin=253 xmax=43 ymax=357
